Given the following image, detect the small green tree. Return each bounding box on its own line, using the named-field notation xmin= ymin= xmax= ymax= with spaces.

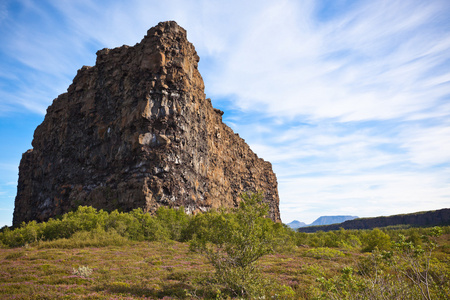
xmin=384 ymin=227 xmax=447 ymax=300
xmin=155 ymin=206 xmax=190 ymax=241
xmin=190 ymin=192 xmax=284 ymax=297
xmin=317 ymin=266 xmax=368 ymax=300
xmin=319 ymin=227 xmax=449 ymax=299
xmin=362 ymin=228 xmax=391 ymax=252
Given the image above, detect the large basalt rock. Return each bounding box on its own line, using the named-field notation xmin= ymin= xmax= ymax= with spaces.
xmin=13 ymin=21 xmax=280 ymax=226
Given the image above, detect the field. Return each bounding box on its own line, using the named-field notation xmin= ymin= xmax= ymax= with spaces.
xmin=0 ymin=240 xmax=368 ymax=299
xmin=1 ymin=201 xmax=449 ymax=299
xmin=1 ymin=231 xmax=449 ymax=299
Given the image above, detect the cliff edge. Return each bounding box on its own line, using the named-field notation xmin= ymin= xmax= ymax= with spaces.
xmin=13 ymin=21 xmax=280 ymax=226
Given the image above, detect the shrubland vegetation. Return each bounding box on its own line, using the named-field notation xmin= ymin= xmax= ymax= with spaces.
xmin=1 ymin=193 xmax=449 ymax=299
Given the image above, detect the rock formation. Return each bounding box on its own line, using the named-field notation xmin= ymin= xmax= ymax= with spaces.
xmin=13 ymin=21 xmax=280 ymax=226
xmin=298 ymin=208 xmax=450 ymax=233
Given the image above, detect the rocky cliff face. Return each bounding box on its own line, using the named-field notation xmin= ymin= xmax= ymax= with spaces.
xmin=13 ymin=21 xmax=280 ymax=226
xmin=298 ymin=208 xmax=450 ymax=233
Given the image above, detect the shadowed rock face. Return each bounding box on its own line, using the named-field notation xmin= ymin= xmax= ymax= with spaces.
xmin=298 ymin=208 xmax=450 ymax=233
xmin=13 ymin=21 xmax=280 ymax=226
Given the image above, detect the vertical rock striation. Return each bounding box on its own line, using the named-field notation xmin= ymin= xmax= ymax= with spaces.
xmin=13 ymin=21 xmax=280 ymax=226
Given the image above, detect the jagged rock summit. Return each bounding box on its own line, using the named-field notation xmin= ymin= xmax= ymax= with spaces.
xmin=13 ymin=21 xmax=280 ymax=226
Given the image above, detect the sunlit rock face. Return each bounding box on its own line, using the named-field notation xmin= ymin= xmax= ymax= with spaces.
xmin=13 ymin=21 xmax=280 ymax=226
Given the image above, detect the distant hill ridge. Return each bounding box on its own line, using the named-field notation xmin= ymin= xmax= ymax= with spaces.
xmin=298 ymin=208 xmax=450 ymax=233
xmin=287 ymin=215 xmax=358 ymax=229
xmin=310 ymin=215 xmax=358 ymax=226
xmin=286 ymin=220 xmax=307 ymax=229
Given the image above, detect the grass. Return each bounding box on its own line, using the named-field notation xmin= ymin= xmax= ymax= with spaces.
xmin=1 ymin=226 xmax=449 ymax=299
xmin=0 ymin=235 xmax=450 ymax=299
xmin=0 ymin=241 xmax=220 ymax=299
xmin=0 ymin=240 xmax=411 ymax=299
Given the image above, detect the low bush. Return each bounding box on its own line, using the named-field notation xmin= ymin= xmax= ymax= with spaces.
xmin=304 ymin=247 xmax=345 ymax=260
xmin=190 ymin=191 xmax=295 ymax=298
xmin=361 ymin=228 xmax=392 ymax=252
xmin=38 ymin=228 xmax=130 ymax=249
xmin=0 ymin=206 xmax=190 ymax=248
xmin=318 ymin=227 xmax=449 ymax=300
xmin=155 ymin=206 xmax=191 ymax=241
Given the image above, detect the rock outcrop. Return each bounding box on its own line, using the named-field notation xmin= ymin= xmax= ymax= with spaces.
xmin=13 ymin=21 xmax=280 ymax=226
xmin=298 ymin=208 xmax=450 ymax=233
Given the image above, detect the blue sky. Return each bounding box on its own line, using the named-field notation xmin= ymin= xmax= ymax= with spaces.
xmin=1 ymin=0 xmax=450 ymax=226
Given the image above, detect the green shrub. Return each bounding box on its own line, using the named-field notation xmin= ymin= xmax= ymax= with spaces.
xmin=305 ymin=247 xmax=345 ymax=260
xmin=190 ymin=192 xmax=291 ymax=298
xmin=155 ymin=206 xmax=190 ymax=241
xmin=338 ymin=233 xmax=362 ymax=249
xmin=361 ymin=228 xmax=391 ymax=252
xmin=38 ymin=228 xmax=130 ymax=249
xmin=319 ymin=227 xmax=449 ymax=300
xmin=0 ymin=205 xmax=190 ymax=247
xmin=294 ymin=231 xmax=309 ymax=246
xmin=317 ymin=266 xmax=368 ymax=300
xmin=296 ymin=228 xmax=364 ymax=250
xmin=306 ymin=231 xmax=326 ymax=248
xmin=270 ymin=222 xmax=297 ymax=253
xmin=123 ymin=208 xmax=168 ymax=241
xmin=43 ymin=206 xmax=109 ymax=240
xmin=0 ymin=221 xmax=42 ymax=247
xmin=0 ymin=206 xmax=112 ymax=247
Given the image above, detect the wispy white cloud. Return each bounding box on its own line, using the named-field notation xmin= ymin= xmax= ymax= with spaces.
xmin=3 ymin=0 xmax=449 ymax=118
xmin=199 ymin=0 xmax=450 ymax=222
xmin=207 ymin=0 xmax=450 ymax=122
xmin=400 ymin=124 xmax=450 ymax=166
xmin=234 ymin=111 xmax=450 ymax=223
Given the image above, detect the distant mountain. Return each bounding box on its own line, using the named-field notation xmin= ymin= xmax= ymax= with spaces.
xmin=309 ymin=215 xmax=358 ymax=226
xmin=298 ymin=208 xmax=450 ymax=233
xmin=287 ymin=220 xmax=307 ymax=229
xmin=286 ymin=215 xmax=358 ymax=229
